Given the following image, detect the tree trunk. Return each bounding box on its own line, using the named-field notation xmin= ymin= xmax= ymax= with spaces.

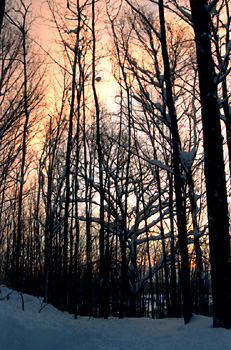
xmin=190 ymin=0 xmax=231 ymax=329
xmin=91 ymin=0 xmax=106 ymax=318
xmin=0 ymin=0 xmax=5 ymax=34
xmin=62 ymin=37 xmax=78 ymax=311
xmin=159 ymin=0 xmax=192 ymax=324
xmin=156 ymin=166 xmax=170 ymax=316
xmin=16 ymin=16 xmax=30 ymax=292
xmin=168 ymin=173 xmax=178 ymax=317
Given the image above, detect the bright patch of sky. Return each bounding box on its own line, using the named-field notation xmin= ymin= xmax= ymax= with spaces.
xmin=28 ymin=0 xmax=118 ymax=112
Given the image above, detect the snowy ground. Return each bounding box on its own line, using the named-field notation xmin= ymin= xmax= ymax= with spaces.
xmin=0 ymin=285 xmax=230 ymax=350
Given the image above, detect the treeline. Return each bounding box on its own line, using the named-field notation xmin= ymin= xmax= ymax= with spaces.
xmin=0 ymin=0 xmax=231 ymax=328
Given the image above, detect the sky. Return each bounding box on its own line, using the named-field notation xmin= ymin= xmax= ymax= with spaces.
xmin=0 ymin=284 xmax=230 ymax=350
xmin=28 ymin=0 xmax=119 ymax=112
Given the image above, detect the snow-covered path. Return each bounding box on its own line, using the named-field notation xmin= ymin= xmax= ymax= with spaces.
xmin=0 ymin=285 xmax=230 ymax=350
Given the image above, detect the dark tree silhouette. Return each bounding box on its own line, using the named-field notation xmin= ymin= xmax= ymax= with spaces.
xmin=0 ymin=0 xmax=5 ymax=34
xmin=190 ymin=0 xmax=231 ymax=329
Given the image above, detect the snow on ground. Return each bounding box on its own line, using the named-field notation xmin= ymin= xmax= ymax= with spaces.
xmin=0 ymin=285 xmax=230 ymax=350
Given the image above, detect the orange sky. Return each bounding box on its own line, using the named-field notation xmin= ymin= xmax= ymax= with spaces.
xmin=29 ymin=0 xmax=119 ymax=113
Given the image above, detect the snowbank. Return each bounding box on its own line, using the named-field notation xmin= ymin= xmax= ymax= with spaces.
xmin=0 ymin=285 xmax=229 ymax=350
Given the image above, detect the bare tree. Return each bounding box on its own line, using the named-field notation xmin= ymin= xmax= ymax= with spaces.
xmin=3 ymin=0 xmax=45 ymax=290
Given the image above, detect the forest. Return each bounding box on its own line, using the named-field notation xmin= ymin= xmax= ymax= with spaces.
xmin=0 ymin=0 xmax=231 ymax=329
